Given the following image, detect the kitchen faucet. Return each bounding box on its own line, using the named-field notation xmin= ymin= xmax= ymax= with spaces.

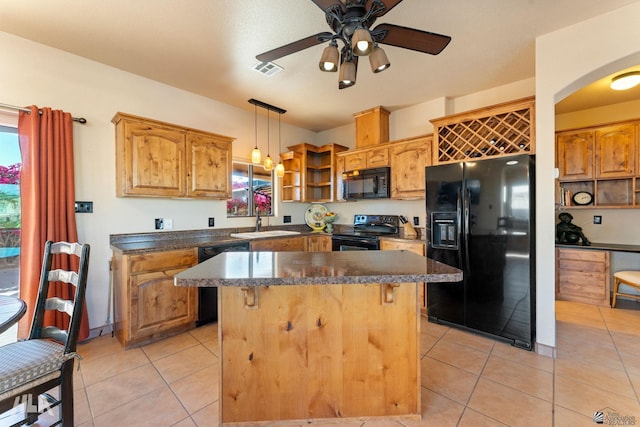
xmin=255 ymin=210 xmax=262 ymax=232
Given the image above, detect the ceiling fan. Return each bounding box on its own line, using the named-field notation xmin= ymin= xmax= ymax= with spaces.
xmin=256 ymin=0 xmax=451 ymax=89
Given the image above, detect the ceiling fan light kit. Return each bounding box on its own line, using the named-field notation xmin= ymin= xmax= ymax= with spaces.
xmin=319 ymin=40 xmax=339 ymax=71
xmin=369 ymin=45 xmax=390 ymax=72
xmin=610 ymin=71 xmax=640 ymax=91
xmin=339 ymin=60 xmax=357 ymax=87
xmin=256 ymin=0 xmax=451 ymax=89
xmin=351 ymin=27 xmax=375 ymax=56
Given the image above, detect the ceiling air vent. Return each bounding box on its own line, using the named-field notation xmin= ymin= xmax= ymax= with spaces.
xmin=252 ymin=61 xmax=283 ymax=77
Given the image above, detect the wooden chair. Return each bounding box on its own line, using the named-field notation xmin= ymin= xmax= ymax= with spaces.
xmin=612 ymin=270 xmax=640 ymax=308
xmin=0 ymin=240 xmax=90 ymax=427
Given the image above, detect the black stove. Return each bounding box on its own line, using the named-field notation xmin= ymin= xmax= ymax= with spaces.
xmin=331 ymin=214 xmax=399 ymax=251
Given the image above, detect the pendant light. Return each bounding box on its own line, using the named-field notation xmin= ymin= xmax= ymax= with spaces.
xmin=250 ymin=103 xmax=261 ymax=164
xmin=275 ymin=112 xmax=285 ymax=178
xmin=263 ymin=109 xmax=273 ymax=171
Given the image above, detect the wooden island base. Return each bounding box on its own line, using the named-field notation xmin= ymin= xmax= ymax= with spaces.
xmin=219 ymin=282 xmax=420 ymax=425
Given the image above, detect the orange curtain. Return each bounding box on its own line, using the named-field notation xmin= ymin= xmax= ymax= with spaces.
xmin=17 ymin=105 xmax=89 ymax=340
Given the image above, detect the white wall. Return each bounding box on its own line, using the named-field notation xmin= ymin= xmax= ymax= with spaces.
xmin=0 ymin=31 xmax=317 ymax=331
xmin=537 ymin=1 xmax=640 ymax=352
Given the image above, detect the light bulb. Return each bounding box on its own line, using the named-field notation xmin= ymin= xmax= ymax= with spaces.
xmin=263 ymin=155 xmax=273 ymax=171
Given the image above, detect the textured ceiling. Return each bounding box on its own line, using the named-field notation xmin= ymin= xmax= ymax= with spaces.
xmin=0 ymin=0 xmax=639 ymax=131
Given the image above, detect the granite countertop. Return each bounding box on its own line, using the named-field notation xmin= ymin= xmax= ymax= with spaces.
xmin=556 ymin=242 xmax=640 ymax=253
xmin=174 ymin=250 xmax=462 ymax=287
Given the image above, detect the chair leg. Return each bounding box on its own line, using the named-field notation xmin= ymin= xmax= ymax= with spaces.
xmin=59 ymin=361 xmax=74 ymax=427
xmin=612 ymin=278 xmax=619 ymax=308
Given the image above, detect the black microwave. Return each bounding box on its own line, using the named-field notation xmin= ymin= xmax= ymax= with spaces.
xmin=342 ymin=167 xmax=390 ymax=200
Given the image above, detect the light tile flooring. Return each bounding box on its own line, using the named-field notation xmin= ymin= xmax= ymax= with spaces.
xmin=31 ymin=300 xmax=640 ymax=426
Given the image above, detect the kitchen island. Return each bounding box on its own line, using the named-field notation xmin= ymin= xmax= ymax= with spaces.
xmin=175 ymin=250 xmax=462 ymax=425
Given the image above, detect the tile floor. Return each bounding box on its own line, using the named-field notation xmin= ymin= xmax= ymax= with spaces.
xmin=17 ymin=299 xmax=640 ymax=426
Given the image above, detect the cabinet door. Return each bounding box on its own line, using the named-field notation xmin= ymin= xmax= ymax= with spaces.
xmin=344 ymin=152 xmax=366 ymax=171
xmin=307 ymin=234 xmax=331 ymax=252
xmin=131 ymin=266 xmax=197 ymax=341
xmin=367 ymin=147 xmax=389 ymax=167
xmin=555 ymin=248 xmax=610 ymax=306
xmin=595 ymin=124 xmax=636 ymax=178
xmin=126 ymin=248 xmax=198 ymax=346
xmin=390 ymin=136 xmax=431 ymax=199
xmin=251 ymin=236 xmax=306 ymax=251
xmin=119 ymin=121 xmax=186 ymax=197
xmin=187 ymin=132 xmax=232 ymax=198
xmin=556 ymin=131 xmax=594 ymax=180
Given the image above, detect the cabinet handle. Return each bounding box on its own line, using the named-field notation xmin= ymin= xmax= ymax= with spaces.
xmin=241 ymin=287 xmax=259 ymax=309
xmin=381 ymin=283 xmax=400 ymax=304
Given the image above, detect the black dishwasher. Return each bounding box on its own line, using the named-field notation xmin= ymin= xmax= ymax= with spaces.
xmin=197 ymin=241 xmax=249 ymax=326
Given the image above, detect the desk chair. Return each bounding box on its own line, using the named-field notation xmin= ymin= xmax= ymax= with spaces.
xmin=0 ymin=241 xmax=90 ymax=427
xmin=612 ymin=270 xmax=640 ymax=308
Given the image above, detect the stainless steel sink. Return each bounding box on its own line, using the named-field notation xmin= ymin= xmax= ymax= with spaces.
xmin=229 ymin=230 xmax=301 ymax=239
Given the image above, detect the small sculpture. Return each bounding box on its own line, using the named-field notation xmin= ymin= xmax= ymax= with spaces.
xmin=556 ymin=212 xmax=591 ymax=246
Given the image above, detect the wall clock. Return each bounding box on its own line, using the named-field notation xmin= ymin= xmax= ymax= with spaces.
xmin=572 ymin=191 xmax=593 ymax=206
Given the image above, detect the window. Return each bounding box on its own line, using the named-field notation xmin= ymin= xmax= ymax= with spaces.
xmin=227 ymin=161 xmax=273 ymax=217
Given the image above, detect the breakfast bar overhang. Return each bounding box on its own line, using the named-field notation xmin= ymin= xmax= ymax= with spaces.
xmin=175 ymin=250 xmax=462 ymax=425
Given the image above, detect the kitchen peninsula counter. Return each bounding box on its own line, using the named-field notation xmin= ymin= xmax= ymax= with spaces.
xmin=174 ymin=250 xmax=461 ymax=425
xmin=174 ymin=249 xmax=461 ymax=287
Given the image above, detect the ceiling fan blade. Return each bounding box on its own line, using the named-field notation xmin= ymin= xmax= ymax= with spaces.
xmin=366 ymin=0 xmax=403 ymax=17
xmin=310 ymin=0 xmax=345 ymax=13
xmin=256 ymin=32 xmax=334 ymax=63
xmin=373 ymin=23 xmax=451 ymax=55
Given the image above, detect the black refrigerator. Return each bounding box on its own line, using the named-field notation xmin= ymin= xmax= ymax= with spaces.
xmin=425 ymin=154 xmax=535 ymax=350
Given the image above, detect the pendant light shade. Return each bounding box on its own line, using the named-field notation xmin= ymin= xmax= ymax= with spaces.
xmin=319 ymin=40 xmax=339 ymax=72
xmin=339 ymin=60 xmax=357 ymax=87
xmin=351 ymin=27 xmax=374 ymax=56
xmin=263 ymin=109 xmax=273 ymax=171
xmin=276 ymin=112 xmax=285 ymax=178
xmin=251 ymin=104 xmax=261 ymax=164
xmin=369 ymin=45 xmax=390 ymax=73
xmin=611 ymin=71 xmax=640 ymax=91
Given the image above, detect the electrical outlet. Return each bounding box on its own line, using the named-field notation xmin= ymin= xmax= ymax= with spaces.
xmin=283 ymin=215 xmax=292 ymax=224
xmin=594 ymin=215 xmax=602 ymax=224
xmin=75 ymin=201 xmax=93 ymax=213
xmin=208 ymin=217 xmax=215 ymax=227
xmin=413 ymin=216 xmax=419 ymax=226
xmin=155 ymin=218 xmax=163 ymax=230
xmin=164 ymin=218 xmax=173 ymax=229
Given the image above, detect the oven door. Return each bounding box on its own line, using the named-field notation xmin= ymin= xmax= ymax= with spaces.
xmin=331 ymin=235 xmax=379 ymax=251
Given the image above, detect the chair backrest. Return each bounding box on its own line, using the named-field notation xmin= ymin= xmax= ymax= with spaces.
xmin=28 ymin=240 xmax=90 ymax=354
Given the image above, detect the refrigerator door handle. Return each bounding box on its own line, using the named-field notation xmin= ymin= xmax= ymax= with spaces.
xmin=463 ymin=188 xmax=472 ymax=273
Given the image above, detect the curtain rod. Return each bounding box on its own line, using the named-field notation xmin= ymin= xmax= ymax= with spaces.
xmin=0 ymin=102 xmax=87 ymax=124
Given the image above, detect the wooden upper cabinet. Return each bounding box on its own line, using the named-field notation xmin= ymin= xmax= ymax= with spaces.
xmin=187 ymin=131 xmax=232 ymax=198
xmin=113 ymin=112 xmax=233 ymax=199
xmin=343 ymin=152 xmax=366 ymax=171
xmin=119 ymin=120 xmax=186 ymax=197
xmin=595 ymin=124 xmax=635 ymax=178
xmin=390 ymin=135 xmax=432 ymax=199
xmin=556 ymin=131 xmax=594 ymax=180
xmin=354 ymin=106 xmax=390 ymax=148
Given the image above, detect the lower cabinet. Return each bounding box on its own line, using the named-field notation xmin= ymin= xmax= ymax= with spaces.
xmin=380 ymin=239 xmax=427 ymax=315
xmin=250 ymin=236 xmax=307 ymax=251
xmin=556 ymin=247 xmax=611 ymax=306
xmin=307 ymin=234 xmax=332 ymax=252
xmin=113 ymin=248 xmax=198 ymax=348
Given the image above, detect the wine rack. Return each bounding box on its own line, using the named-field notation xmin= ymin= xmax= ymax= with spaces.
xmin=431 ymin=97 xmax=535 ymax=164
